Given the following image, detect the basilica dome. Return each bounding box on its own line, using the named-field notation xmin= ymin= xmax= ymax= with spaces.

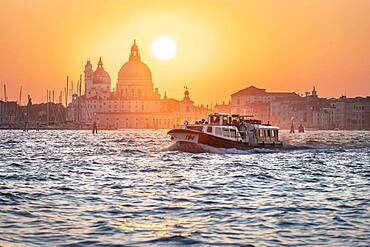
xmin=118 ymin=61 xmax=152 ymax=81
xmin=93 ymin=57 xmax=111 ymax=84
xmin=118 ymin=40 xmax=152 ymax=81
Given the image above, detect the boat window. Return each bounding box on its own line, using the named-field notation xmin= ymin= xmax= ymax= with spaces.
xmin=230 ymin=129 xmax=236 ymax=138
xmin=271 ymin=130 xmax=275 ymax=137
xmin=232 ymin=116 xmax=239 ymax=125
xmin=274 ymin=130 xmax=279 ymax=138
xmin=215 ymin=127 xmax=222 ymax=136
xmin=207 ymin=126 xmax=212 ymax=133
xmin=223 ymin=128 xmax=230 ymax=137
xmin=210 ymin=116 xmax=220 ymax=124
xmin=187 ymin=126 xmax=203 ymax=132
xmin=222 ymin=116 xmax=228 ymax=125
xmin=240 ymin=131 xmax=246 ymax=139
xmin=267 ymin=129 xmax=271 ymax=137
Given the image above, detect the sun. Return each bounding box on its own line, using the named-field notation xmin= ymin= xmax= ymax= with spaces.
xmin=151 ymin=36 xmax=177 ymax=61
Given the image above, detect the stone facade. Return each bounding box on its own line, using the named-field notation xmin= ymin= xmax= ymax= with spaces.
xmin=231 ymin=86 xmax=300 ymax=123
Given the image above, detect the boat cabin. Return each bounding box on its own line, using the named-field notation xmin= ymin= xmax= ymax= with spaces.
xmin=171 ymin=112 xmax=282 ymax=149
xmin=182 ymin=113 xmax=280 ymax=145
xmin=208 ymin=113 xmax=252 ymax=126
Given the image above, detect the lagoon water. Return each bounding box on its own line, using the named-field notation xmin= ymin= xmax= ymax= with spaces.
xmin=0 ymin=130 xmax=369 ymax=246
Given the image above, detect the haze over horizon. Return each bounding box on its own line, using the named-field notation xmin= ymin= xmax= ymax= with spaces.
xmin=0 ymin=0 xmax=370 ymax=104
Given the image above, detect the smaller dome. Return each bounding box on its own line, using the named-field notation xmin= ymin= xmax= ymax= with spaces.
xmin=93 ymin=57 xmax=111 ymax=84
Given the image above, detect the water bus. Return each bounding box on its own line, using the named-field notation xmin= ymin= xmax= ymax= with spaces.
xmin=167 ymin=113 xmax=283 ymax=151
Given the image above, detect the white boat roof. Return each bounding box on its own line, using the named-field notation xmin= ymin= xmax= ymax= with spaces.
xmin=189 ymin=123 xmax=279 ymax=130
xmin=209 ymin=113 xmax=254 ymax=117
xmin=253 ymin=124 xmax=280 ymax=130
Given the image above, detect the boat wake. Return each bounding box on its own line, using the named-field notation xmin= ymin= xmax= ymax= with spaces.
xmin=164 ymin=142 xmax=286 ymax=154
xmin=164 ymin=138 xmax=369 ymax=154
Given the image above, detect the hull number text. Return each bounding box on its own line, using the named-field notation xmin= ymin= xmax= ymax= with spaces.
xmin=185 ymin=135 xmax=195 ymax=141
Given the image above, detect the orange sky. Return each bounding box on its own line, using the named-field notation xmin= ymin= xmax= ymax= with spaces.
xmin=0 ymin=0 xmax=369 ymax=104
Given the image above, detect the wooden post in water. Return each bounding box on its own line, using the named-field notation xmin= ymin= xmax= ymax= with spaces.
xmin=92 ymin=121 xmax=98 ymax=134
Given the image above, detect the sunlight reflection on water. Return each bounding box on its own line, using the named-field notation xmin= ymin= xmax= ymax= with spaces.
xmin=0 ymin=130 xmax=369 ymax=246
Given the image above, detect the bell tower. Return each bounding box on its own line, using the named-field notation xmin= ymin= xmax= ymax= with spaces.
xmin=84 ymin=60 xmax=93 ymax=98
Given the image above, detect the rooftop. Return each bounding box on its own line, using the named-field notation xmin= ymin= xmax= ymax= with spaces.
xmin=231 ymin=86 xmax=298 ymax=97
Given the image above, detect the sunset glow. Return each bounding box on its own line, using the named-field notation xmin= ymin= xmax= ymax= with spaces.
xmin=152 ymin=36 xmax=177 ymax=61
xmin=0 ymin=1 xmax=369 ymax=246
xmin=0 ymin=0 xmax=370 ymax=104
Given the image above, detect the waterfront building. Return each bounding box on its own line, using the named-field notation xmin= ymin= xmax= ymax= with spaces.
xmin=0 ymin=101 xmax=5 ymax=124
xmin=0 ymin=101 xmax=18 ymax=124
xmin=329 ymin=96 xmax=370 ymax=130
xmin=230 ymin=85 xmax=370 ymax=130
xmin=270 ymin=97 xmax=307 ymax=129
xmin=67 ymin=41 xmax=210 ymax=128
xmin=214 ymin=101 xmax=231 ymax=113
xmin=231 ymin=86 xmax=300 ymax=123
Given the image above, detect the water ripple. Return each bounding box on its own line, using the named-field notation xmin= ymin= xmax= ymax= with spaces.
xmin=0 ymin=130 xmax=369 ymax=246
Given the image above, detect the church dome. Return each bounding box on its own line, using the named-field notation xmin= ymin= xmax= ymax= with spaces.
xmin=118 ymin=61 xmax=152 ymax=81
xmin=118 ymin=40 xmax=152 ymax=81
xmin=93 ymin=57 xmax=111 ymax=84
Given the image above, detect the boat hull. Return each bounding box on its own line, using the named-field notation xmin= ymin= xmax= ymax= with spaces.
xmin=168 ymin=129 xmax=282 ymax=150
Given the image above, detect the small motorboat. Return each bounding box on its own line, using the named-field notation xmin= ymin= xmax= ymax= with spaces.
xmin=167 ymin=113 xmax=283 ymax=151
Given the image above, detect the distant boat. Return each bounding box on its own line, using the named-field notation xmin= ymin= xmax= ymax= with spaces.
xmin=168 ymin=113 xmax=283 ymax=151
